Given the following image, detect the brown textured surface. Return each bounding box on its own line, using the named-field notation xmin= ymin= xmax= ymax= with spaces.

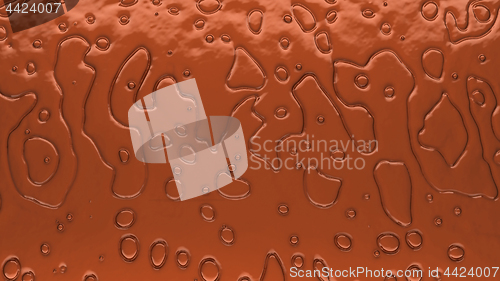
xmin=0 ymin=0 xmax=500 ymax=280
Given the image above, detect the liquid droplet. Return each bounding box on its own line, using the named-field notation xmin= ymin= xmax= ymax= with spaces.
xmin=39 ymin=110 xmax=50 ymax=122
xmin=384 ymin=87 xmax=395 ymax=98
xmin=99 ymin=255 xmax=104 ymax=262
xmin=283 ymin=14 xmax=292 ymax=23
xmin=119 ymin=149 xmax=130 ymax=163
xmin=364 ymin=193 xmax=370 ymax=200
xmin=279 ymin=37 xmax=290 ymax=50
xmin=275 ymin=66 xmax=289 ymax=82
xmin=194 ymin=19 xmax=205 ymax=29
xmin=275 ymin=107 xmax=287 ymax=119
xmin=381 ymin=23 xmax=391 ymax=35
xmin=127 ymin=82 xmax=136 ymax=89
xmin=84 ymin=274 xmax=98 ymax=281
xmin=58 ymin=22 xmax=67 ymax=32
xmin=422 ymin=1 xmax=439 ymax=21
xmin=57 ymin=223 xmax=64 ymax=231
xmin=494 ymin=150 xmax=500 ymax=165
xmin=86 ymin=15 xmax=96 ymax=24
xmin=115 ymin=208 xmax=136 ymax=229
xmin=345 ymin=208 xmax=356 ymax=219
xmin=60 ymin=265 xmax=67 ymax=273
xmin=405 ymin=230 xmax=423 ymax=250
xmin=479 ymin=54 xmax=486 ymax=62
xmin=12 ymin=66 xmax=18 ymax=72
xmin=3 ymin=258 xmax=20 ymax=280
xmin=219 ymin=225 xmax=235 ymax=246
xmin=221 ymin=34 xmax=231 ymax=43
xmin=66 ymin=213 xmax=73 ymax=221
xmin=314 ymin=31 xmax=332 ymax=53
xmin=400 ymin=35 xmax=406 ymax=41
xmin=200 ymin=205 xmax=215 ymax=222
xmin=278 ymin=204 xmax=289 ymax=215
xmin=176 ymin=250 xmax=190 ymax=268
xmin=33 ymin=40 xmax=42 ymax=48
xmin=362 ymin=9 xmax=375 ymax=18
xmin=22 ymin=271 xmax=35 ymax=281
xmin=0 ymin=26 xmax=6 ymax=41
xmin=452 ymin=72 xmax=459 ymax=80
xmin=454 ymin=207 xmax=462 ymax=216
xmin=330 ymin=149 xmax=345 ymax=161
xmin=183 ymin=70 xmax=191 ymax=77
xmin=471 ymin=90 xmax=485 ymax=105
xmin=317 ymin=115 xmax=325 ymax=124
xmin=434 ymin=217 xmax=443 ymax=226
xmin=150 ymin=240 xmax=168 ymax=269
xmin=426 ymin=193 xmax=433 ymax=202
xmin=292 ymin=255 xmax=304 ymax=268
xmin=292 ymin=3 xmax=317 ymax=32
xmin=373 ymin=250 xmax=380 ymax=258
xmin=199 ymin=258 xmax=220 ymax=281
xmin=25 ymin=62 xmax=36 ymax=75
xmin=41 ymin=243 xmax=50 ymax=255
xmin=247 ymin=9 xmax=264 ymax=35
xmin=96 ymin=37 xmax=110 ymax=51
xmin=448 ymin=244 xmax=465 ymax=261
xmin=377 ymin=233 xmax=400 ymax=254
xmin=206 ymin=35 xmax=214 ymax=43
xmin=119 ymin=15 xmax=130 ymax=25
xmin=326 ymin=10 xmax=338 ymax=23
xmin=120 ymin=235 xmax=140 ymax=262
xmin=290 ymin=235 xmax=299 ymax=246
xmin=355 ymin=74 xmax=369 ymax=88
xmin=473 ymin=4 xmax=490 ymax=22
xmin=334 ymin=233 xmax=352 ymax=251
xmin=197 ymin=0 xmax=222 ymax=14
xmin=295 ymin=64 xmax=302 ymax=70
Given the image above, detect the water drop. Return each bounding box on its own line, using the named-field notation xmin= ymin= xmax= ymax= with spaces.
xmin=0 ymin=26 xmax=6 ymax=41
xmin=152 ymin=0 xmax=161 ymax=5
xmin=58 ymin=22 xmax=67 ymax=32
xmin=471 ymin=90 xmax=485 ymax=105
xmin=434 ymin=217 xmax=443 ymax=226
xmin=115 ymin=208 xmax=136 ymax=229
xmin=479 ymin=54 xmax=486 ymax=62
xmin=426 ymin=193 xmax=433 ymax=202
xmin=494 ymin=150 xmax=500 ymax=165
xmin=206 ymin=34 xmax=214 ymax=43
xmin=194 ymin=19 xmax=205 ymax=29
xmin=168 ymin=7 xmax=180 ymax=15
xmin=278 ymin=204 xmax=289 ymax=215
xmin=334 ymin=233 xmax=352 ymax=251
xmin=317 ymin=115 xmax=325 ymax=124
xmin=405 ymin=230 xmax=423 ymax=250
xmin=422 ymin=1 xmax=439 ymax=21
xmin=176 ymin=250 xmax=190 ymax=268
xmin=283 ymin=15 xmax=292 ymax=23
xmin=362 ymin=9 xmax=375 ymax=18
xmin=275 ymin=66 xmax=289 ymax=82
xmin=326 ymin=10 xmax=338 ymax=23
xmin=22 ymin=271 xmax=35 ymax=281
xmin=86 ymin=14 xmax=96 ymax=24
xmin=33 ymin=40 xmax=42 ymax=48
xmin=60 ymin=265 xmax=67 ymax=273
xmin=221 ymin=34 xmax=231 ymax=43
xmin=150 ymin=240 xmax=168 ymax=269
xmin=377 ymin=233 xmax=400 ymax=254
xmin=355 ymin=74 xmax=369 ymax=88
xmin=381 ymin=23 xmax=391 ymax=35
xmin=331 ymin=149 xmax=345 ymax=161
xmin=173 ymin=166 xmax=182 ymax=175
xmin=345 ymin=208 xmax=356 ymax=219
xmin=219 ymin=225 xmax=235 ymax=246
xmin=364 ymin=193 xmax=370 ymax=200
xmin=183 ymin=70 xmax=191 ymax=77
xmin=12 ymin=66 xmax=18 ymax=72
xmin=84 ymin=274 xmax=98 ymax=281
xmin=119 ymin=15 xmax=130 ymax=25
xmin=473 ymin=4 xmax=491 ymax=22
xmin=119 ymin=235 xmax=140 ymax=262
xmin=400 ymin=35 xmax=406 ymax=41
xmin=119 ymin=149 xmax=130 ymax=163
xmin=202 ymin=186 xmax=210 ymax=194
xmin=279 ymin=37 xmax=290 ymax=50
xmin=275 ymin=107 xmax=287 ymax=118
xmin=452 ymin=72 xmax=458 ymax=80
xmin=292 ymin=254 xmax=304 ymax=268
xmin=373 ymin=250 xmax=380 ymax=257
xmin=290 ymin=235 xmax=299 ymax=246
xmin=384 ymin=87 xmax=395 ymax=98
xmin=201 ymin=205 xmax=215 ymax=222
xmin=96 ymin=37 xmax=110 ymax=51
xmin=454 ymin=207 xmax=462 ymax=216
xmin=448 ymin=244 xmax=465 ymax=262
xmin=247 ymin=9 xmax=263 ymax=35
xmin=39 ymin=109 xmax=50 ymax=122
xmin=3 ymin=258 xmax=20 ymax=280
xmin=127 ymin=82 xmax=136 ymax=89
xmin=41 ymin=243 xmax=50 ymax=255
xmin=25 ymin=129 xmax=30 ymax=135
xmin=295 ymin=64 xmax=302 ymax=70
xmin=197 ymin=0 xmax=222 ymax=14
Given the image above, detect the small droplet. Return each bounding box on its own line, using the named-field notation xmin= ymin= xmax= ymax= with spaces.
xmin=221 ymin=34 xmax=231 ymax=43
xmin=33 ymin=40 xmax=42 ymax=48
xmin=405 ymin=230 xmax=423 ymax=250
xmin=434 ymin=217 xmax=442 ymax=226
xmin=296 ymin=162 xmax=302 ymax=169
xmin=278 ymin=204 xmax=289 ymax=215
xmin=219 ymin=225 xmax=235 ymax=246
xmin=326 ymin=10 xmax=338 ymax=23
xmin=275 ymin=107 xmax=287 ymax=118
xmin=235 ymin=154 xmax=241 ymax=161
xmin=194 ymin=19 xmax=205 ymax=29
xmin=454 ymin=207 xmax=462 ymax=216
xmin=66 ymin=213 xmax=73 ymax=221
xmin=290 ymin=235 xmax=299 ymax=246
xmin=86 ymin=15 xmax=96 ymax=24
xmin=400 ymin=35 xmax=406 ymax=41
xmin=60 ymin=265 xmax=67 ymax=273
xmin=381 ymin=23 xmax=391 ymax=35
xmin=119 ymin=15 xmax=130 ymax=25
xmin=44 ymin=157 xmax=50 ymax=164
xmin=292 ymin=255 xmax=304 ymax=268
xmin=167 ymin=50 xmax=173 ymax=56
xmin=183 ymin=70 xmax=191 ymax=77
xmin=99 ymin=255 xmax=105 ymax=262
xmin=12 ymin=66 xmax=18 ymax=72
xmin=58 ymin=23 xmax=67 ymax=32
xmin=377 ymin=233 xmax=400 ymax=254
xmin=452 ymin=73 xmax=458 ymax=80
xmin=283 ymin=15 xmax=293 ymax=23
xmin=176 ymin=250 xmax=190 ymax=268
xmin=84 ymin=274 xmax=98 ymax=281
xmin=57 ymin=223 xmax=64 ymax=232
xmin=26 ymin=62 xmax=36 ymax=75
xmin=155 ymin=12 xmax=159 ymax=16
xmin=22 ymin=271 xmax=35 ymax=281
xmin=173 ymin=166 xmax=182 ymax=175
xmin=275 ymin=66 xmax=289 ymax=82
xmin=426 ymin=193 xmax=433 ymax=202
xmin=355 ymin=74 xmax=369 ymax=88
xmin=200 ymin=205 xmax=215 ymax=221
xmin=422 ymin=1 xmax=439 ymax=21
xmin=448 ymin=244 xmax=465 ymax=262
xmin=362 ymin=9 xmax=375 ymax=18
xmin=345 ymin=208 xmax=356 ymax=219
xmin=206 ymin=34 xmax=214 ymax=43
xmin=119 ymin=149 xmax=130 ymax=163
xmin=471 ymin=90 xmax=485 ymax=105
xmin=96 ymin=37 xmax=110 ymax=51
xmin=479 ymin=54 xmax=486 ymax=62
xmin=373 ymin=250 xmax=380 ymax=257
xmin=3 ymin=258 xmax=21 ymax=280
xmin=152 ymin=0 xmax=161 ymax=5
xmin=228 ymin=164 xmax=236 ymax=172
xmin=202 ymin=186 xmax=210 ymax=194
xmin=295 ymin=64 xmax=302 ymax=70
xmin=25 ymin=129 xmax=30 ymax=135
xmin=384 ymin=86 xmax=395 ymax=98
xmin=331 ymin=149 xmax=345 ymax=161
xmin=41 ymin=243 xmax=50 ymax=255
xmin=115 ymin=209 xmax=136 ymax=229
xmin=120 ymin=235 xmax=139 ymax=262
xmin=127 ymin=82 xmax=136 ymax=89
xmin=334 ymin=233 xmax=352 ymax=251
xmin=317 ymin=116 xmax=325 ymax=124
xmin=39 ymin=109 xmax=50 ymax=122
xmin=168 ymin=7 xmax=180 ymax=15
xmin=279 ymin=37 xmax=290 ymax=50
xmin=364 ymin=193 xmax=370 ymax=200
xmin=383 ymin=2 xmax=388 ymax=6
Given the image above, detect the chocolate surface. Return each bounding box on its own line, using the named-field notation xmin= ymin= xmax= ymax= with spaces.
xmin=0 ymin=0 xmax=499 ymax=280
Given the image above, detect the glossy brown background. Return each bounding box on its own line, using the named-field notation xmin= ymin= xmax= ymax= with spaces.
xmin=0 ymin=0 xmax=499 ymax=280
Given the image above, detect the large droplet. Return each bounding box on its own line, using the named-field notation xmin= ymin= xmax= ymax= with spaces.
xmin=422 ymin=2 xmax=438 ymax=21
xmin=200 ymin=204 xmax=215 ymax=221
xmin=197 ymin=0 xmax=222 ymax=14
xmin=448 ymin=244 xmax=465 ymax=262
xmin=176 ymin=250 xmax=190 ymax=268
xmin=314 ymin=31 xmax=332 ymax=53
xmin=248 ymin=9 xmax=263 ymax=34
xmin=227 ymin=48 xmax=266 ymax=90
xmin=422 ymin=48 xmax=444 ymax=79
xmin=119 ymin=235 xmax=140 ymax=262
xmin=405 ymin=230 xmax=423 ymax=250
xmin=150 ymin=240 xmax=168 ymax=269
xmin=377 ymin=233 xmax=400 ymax=254
xmin=199 ymin=258 xmax=220 ymax=281
xmin=292 ymin=3 xmax=316 ymax=32
xmin=115 ymin=209 xmax=136 ymax=229
xmin=3 ymin=258 xmax=20 ymax=280
xmin=473 ymin=4 xmax=490 ymax=22
xmin=334 ymin=233 xmax=352 ymax=251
